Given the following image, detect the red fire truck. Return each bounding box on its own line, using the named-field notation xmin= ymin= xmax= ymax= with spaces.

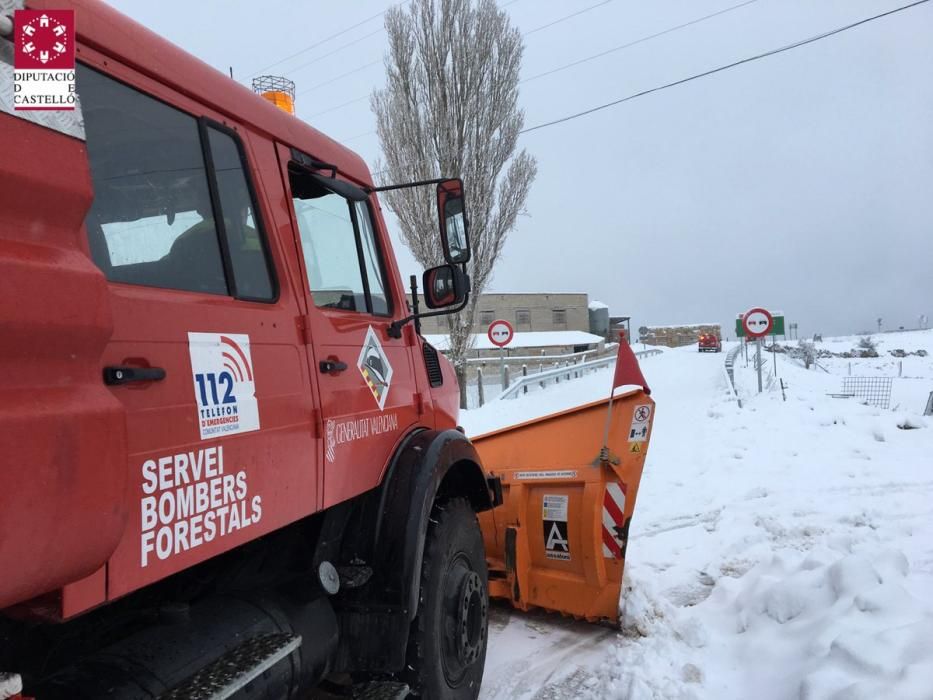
xmin=698 ymin=334 xmax=722 ymax=352
xmin=0 ymin=1 xmax=497 ymax=697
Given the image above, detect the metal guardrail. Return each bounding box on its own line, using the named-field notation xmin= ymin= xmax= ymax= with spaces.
xmin=465 ymin=347 xmax=598 ymax=365
xmin=724 ymin=344 xmax=742 ymax=408
xmin=463 ymin=343 xmax=620 ymax=365
xmin=495 ymin=348 xmax=661 ymax=401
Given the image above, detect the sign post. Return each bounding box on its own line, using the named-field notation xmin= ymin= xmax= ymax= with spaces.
xmin=487 ymin=320 xmax=514 ymax=390
xmin=742 ymin=308 xmax=773 ymax=394
xmin=756 ymin=339 xmax=763 ymax=392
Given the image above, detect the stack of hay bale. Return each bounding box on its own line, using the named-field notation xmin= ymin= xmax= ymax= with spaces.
xmin=640 ymin=324 xmax=721 ymax=348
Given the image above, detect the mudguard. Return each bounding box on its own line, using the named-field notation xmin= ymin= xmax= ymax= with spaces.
xmin=332 ymin=428 xmax=497 ymax=673
xmin=374 ymin=428 xmax=496 ymax=615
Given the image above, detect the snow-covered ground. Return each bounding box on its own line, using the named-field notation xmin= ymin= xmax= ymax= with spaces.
xmin=468 ymin=331 xmax=933 ymax=699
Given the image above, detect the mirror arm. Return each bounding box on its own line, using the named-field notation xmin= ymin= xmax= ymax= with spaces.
xmin=409 ymin=274 xmax=422 ymax=336
xmin=387 ymin=298 xmax=470 ymax=339
xmin=365 ymin=177 xmax=451 ymax=194
xmin=388 ymin=268 xmax=470 ymax=339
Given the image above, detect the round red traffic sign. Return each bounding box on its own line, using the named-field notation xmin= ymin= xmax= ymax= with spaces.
xmin=742 ymin=307 xmax=773 ymax=339
xmin=487 ymin=319 xmax=514 ymax=348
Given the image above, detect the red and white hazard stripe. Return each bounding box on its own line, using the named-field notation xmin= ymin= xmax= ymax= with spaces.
xmin=602 ymin=482 xmax=627 ymax=558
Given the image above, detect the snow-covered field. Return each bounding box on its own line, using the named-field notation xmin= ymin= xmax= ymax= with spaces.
xmin=467 ymin=330 xmax=933 ymax=700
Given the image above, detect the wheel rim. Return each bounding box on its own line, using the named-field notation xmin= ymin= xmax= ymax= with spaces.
xmin=441 ymin=554 xmax=488 ymax=686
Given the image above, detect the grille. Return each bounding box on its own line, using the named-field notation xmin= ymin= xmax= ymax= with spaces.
xmin=422 ymin=342 xmax=444 ymax=387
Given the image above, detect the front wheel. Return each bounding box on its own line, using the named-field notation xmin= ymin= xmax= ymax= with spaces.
xmin=403 ymin=498 xmax=488 ymax=699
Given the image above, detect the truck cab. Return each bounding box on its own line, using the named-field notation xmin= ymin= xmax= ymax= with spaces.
xmin=0 ymin=2 xmax=494 ymax=697
xmin=698 ymin=333 xmax=722 ymax=352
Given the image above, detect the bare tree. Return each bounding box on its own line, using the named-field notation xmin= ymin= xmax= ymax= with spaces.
xmin=372 ymin=0 xmax=537 ymax=407
xmin=797 ymin=339 xmax=816 ymax=369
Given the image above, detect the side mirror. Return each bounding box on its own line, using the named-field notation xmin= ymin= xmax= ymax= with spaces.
xmin=423 ymin=264 xmax=468 ymax=309
xmin=437 ymin=178 xmax=470 ymax=264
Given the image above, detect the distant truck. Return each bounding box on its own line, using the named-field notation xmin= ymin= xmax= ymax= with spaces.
xmin=698 ymin=333 xmax=722 ymax=352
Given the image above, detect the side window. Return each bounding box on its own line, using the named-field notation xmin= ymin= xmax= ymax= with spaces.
xmin=206 ymin=128 xmax=274 ymax=301
xmin=355 ymin=202 xmax=389 ymax=315
xmin=288 ymin=168 xmax=391 ymax=316
xmin=77 ymin=65 xmax=275 ymax=300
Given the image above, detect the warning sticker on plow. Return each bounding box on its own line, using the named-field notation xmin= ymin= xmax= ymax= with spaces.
xmin=628 ymin=403 xmax=652 ymax=442
xmin=542 ymin=494 xmax=568 ymax=521
xmin=543 ymin=520 xmax=570 ymax=560
xmin=514 ymin=470 xmax=578 ymax=480
xmin=542 ymin=494 xmax=570 ymax=560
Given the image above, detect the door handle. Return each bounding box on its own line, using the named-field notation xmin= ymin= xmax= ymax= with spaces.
xmin=319 ymin=359 xmax=348 ymax=375
xmin=104 ymin=365 xmax=166 ymax=385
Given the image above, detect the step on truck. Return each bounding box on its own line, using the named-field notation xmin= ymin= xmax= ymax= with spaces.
xmin=0 ymin=1 xmax=498 ymax=697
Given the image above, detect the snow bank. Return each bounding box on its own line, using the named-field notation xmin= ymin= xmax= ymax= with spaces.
xmin=607 ymin=546 xmax=933 ymax=700
xmin=475 ymin=336 xmax=933 ymax=700
xmin=595 ymin=341 xmax=933 ymax=699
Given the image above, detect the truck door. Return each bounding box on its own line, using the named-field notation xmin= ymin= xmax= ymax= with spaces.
xmin=76 ymin=64 xmax=319 ymax=599
xmin=277 ymin=147 xmax=420 ymax=507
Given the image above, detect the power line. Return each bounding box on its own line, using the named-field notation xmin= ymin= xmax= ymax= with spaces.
xmin=343 ymin=130 xmax=378 ymax=143
xmin=520 ymin=0 xmax=931 ymax=135
xmin=283 ymin=29 xmax=385 ymax=78
xmin=298 ymin=60 xmax=382 ymax=96
xmin=249 ymin=7 xmax=388 ymax=77
xmin=309 ymin=95 xmax=370 ymax=119
xmin=253 ymin=0 xmax=523 ymax=80
xmin=521 ymin=0 xmax=761 ymax=85
xmin=320 ymin=0 xmax=757 ymax=137
xmin=524 ymin=0 xmax=613 ymax=37
xmin=305 ymin=0 xmax=617 ymax=121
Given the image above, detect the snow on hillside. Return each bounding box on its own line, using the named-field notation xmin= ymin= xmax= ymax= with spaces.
xmin=470 ymin=334 xmax=933 ymax=699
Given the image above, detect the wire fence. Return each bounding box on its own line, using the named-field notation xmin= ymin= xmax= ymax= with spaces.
xmin=842 ymin=376 xmax=893 ymax=409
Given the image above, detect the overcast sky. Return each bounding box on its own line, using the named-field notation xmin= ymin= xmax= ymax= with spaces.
xmin=106 ymin=0 xmax=933 ymax=338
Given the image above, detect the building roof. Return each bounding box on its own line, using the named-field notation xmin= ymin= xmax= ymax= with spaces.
xmin=424 ymin=330 xmax=606 ymax=351
xmin=588 ymin=300 xmax=609 ymax=311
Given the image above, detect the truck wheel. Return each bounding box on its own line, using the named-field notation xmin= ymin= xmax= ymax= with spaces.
xmin=404 ymin=498 xmax=488 ymax=699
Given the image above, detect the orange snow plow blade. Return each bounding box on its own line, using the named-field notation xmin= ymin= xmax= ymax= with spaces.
xmin=474 ymin=389 xmax=654 ymax=624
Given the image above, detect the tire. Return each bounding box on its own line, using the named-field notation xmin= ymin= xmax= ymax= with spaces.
xmin=403 ymin=498 xmax=488 ymax=699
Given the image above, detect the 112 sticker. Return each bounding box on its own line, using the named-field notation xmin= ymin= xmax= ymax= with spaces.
xmin=188 ymin=332 xmax=260 ymax=439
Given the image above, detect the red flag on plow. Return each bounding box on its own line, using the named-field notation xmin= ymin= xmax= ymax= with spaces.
xmin=600 ymin=338 xmax=651 ymax=462
xmin=612 ymin=338 xmax=651 ymax=395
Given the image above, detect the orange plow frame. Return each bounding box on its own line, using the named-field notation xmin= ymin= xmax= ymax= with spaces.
xmin=475 ymin=388 xmax=654 ymax=624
